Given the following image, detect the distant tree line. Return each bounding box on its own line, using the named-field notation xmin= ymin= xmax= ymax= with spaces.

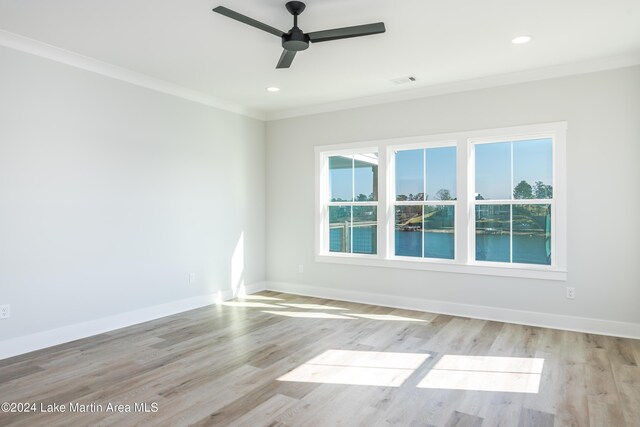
xmin=396 ymin=189 xmax=455 ymax=201
xmin=331 ymin=192 xmax=376 ymax=202
xmin=475 ymin=181 xmax=553 ymax=200
xmin=514 ymin=180 xmax=553 ymax=199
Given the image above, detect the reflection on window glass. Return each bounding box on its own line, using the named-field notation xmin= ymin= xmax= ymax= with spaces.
xmin=395 ymin=205 xmax=423 ymax=257
xmin=513 ymin=139 xmax=553 ymax=199
xmin=329 ymin=156 xmax=353 ymax=202
xmin=424 ymin=206 xmax=455 ymax=259
xmin=426 ymin=147 xmax=456 ymax=201
xmin=395 ymin=149 xmax=423 ymax=201
xmin=354 ymin=153 xmax=378 ymax=201
xmin=352 ymin=206 xmax=377 ymax=254
xmin=513 ymin=204 xmax=551 ymax=265
xmin=475 ymin=142 xmax=511 ymax=200
xmin=329 ymin=206 xmax=350 ymax=253
xmin=475 ymin=205 xmax=510 ymax=262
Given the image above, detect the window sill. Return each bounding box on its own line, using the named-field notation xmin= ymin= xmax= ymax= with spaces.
xmin=315 ymin=254 xmax=567 ymax=281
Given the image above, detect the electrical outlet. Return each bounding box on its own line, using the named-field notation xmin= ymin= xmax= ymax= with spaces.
xmin=0 ymin=304 xmax=10 ymax=319
xmin=189 ymin=273 xmax=196 ymax=284
xmin=298 ymin=264 xmax=304 ymax=273
xmin=566 ymin=287 xmax=575 ymax=299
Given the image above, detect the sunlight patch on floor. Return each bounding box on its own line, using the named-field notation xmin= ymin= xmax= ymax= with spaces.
xmin=222 ymin=302 xmax=279 ymax=308
xmin=278 ymin=349 xmax=430 ymax=387
xmin=278 ymin=303 xmax=348 ymax=310
xmin=349 ymin=313 xmax=426 ymax=322
xmin=417 ymin=355 xmax=544 ymax=393
xmin=241 ymin=295 xmax=283 ymax=301
xmin=262 ymin=311 xmax=353 ymax=319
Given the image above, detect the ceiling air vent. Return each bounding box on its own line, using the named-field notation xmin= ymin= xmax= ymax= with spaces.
xmin=390 ymin=76 xmax=417 ymax=85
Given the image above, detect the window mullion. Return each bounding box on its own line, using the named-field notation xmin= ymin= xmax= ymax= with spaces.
xmin=509 ymin=204 xmax=513 ymax=263
xmin=350 ymin=156 xmax=355 ymax=253
xmin=509 ymin=142 xmax=514 ymax=263
xmin=378 ymin=147 xmax=388 ymax=259
xmin=421 ymin=205 xmax=425 ymax=258
xmin=422 ymin=149 xmax=426 ymax=258
xmin=458 ymin=138 xmax=470 ymax=265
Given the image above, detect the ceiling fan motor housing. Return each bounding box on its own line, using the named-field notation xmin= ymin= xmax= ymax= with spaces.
xmin=282 ymin=27 xmax=309 ymax=51
xmin=282 ymin=2 xmax=309 ymax=51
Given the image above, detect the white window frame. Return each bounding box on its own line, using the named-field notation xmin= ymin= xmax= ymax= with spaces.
xmin=315 ymin=122 xmax=567 ymax=281
xmin=317 ymin=145 xmax=382 ymax=259
xmin=388 ymin=140 xmax=458 ymax=264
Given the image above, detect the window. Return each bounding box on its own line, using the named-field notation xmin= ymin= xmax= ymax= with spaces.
xmin=473 ymin=138 xmax=553 ymax=266
xmin=315 ymin=122 xmax=567 ymax=280
xmin=393 ymin=146 xmax=456 ymax=260
xmin=324 ymin=152 xmax=378 ymax=255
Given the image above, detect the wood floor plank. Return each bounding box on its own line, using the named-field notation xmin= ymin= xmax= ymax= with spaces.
xmin=0 ymin=291 xmax=638 ymax=427
xmin=0 ymin=363 xmax=44 ymax=383
xmin=584 ymin=348 xmax=621 ymax=404
xmin=222 ymin=393 xmax=299 ymax=427
xmin=443 ymin=410 xmax=483 ymax=427
xmin=518 ymin=407 xmax=554 ymax=427
xmin=554 ymin=364 xmax=590 ymax=427
xmin=586 ymin=396 xmax=626 ymax=427
xmin=609 ymin=362 xmax=640 ymax=426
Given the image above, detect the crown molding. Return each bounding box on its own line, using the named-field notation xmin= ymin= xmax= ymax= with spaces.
xmin=265 ymin=51 xmax=640 ymax=121
xmin=2 ymin=28 xmax=638 ymax=123
xmin=0 ymin=29 xmax=266 ymax=121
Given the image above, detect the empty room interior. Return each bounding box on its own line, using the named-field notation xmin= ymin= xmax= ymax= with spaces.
xmin=1 ymin=1 xmax=639 ymax=426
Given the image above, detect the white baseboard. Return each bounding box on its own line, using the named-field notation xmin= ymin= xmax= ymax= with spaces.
xmin=4 ymin=280 xmax=636 ymax=361
xmin=266 ymin=281 xmax=640 ymax=340
xmin=0 ymin=282 xmax=267 ymax=361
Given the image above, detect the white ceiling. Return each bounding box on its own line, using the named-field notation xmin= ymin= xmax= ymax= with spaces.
xmin=0 ymin=0 xmax=639 ymax=118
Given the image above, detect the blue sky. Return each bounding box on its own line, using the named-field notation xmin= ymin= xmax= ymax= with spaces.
xmin=476 ymin=138 xmax=552 ymax=199
xmin=329 ymin=139 xmax=551 ymax=202
xmin=396 ymin=147 xmax=457 ymax=200
xmin=329 ymin=155 xmax=377 ymax=201
xmin=330 ymin=167 xmax=352 ymax=201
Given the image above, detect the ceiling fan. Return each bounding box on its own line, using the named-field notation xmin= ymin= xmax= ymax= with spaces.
xmin=212 ymin=1 xmax=386 ymax=69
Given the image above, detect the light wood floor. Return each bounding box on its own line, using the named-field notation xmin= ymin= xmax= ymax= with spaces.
xmin=1 ymin=291 xmax=639 ymax=427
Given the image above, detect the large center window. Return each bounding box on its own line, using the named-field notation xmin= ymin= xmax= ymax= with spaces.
xmin=393 ymin=146 xmax=456 ymax=260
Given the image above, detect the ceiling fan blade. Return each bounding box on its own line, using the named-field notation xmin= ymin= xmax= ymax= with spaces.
xmin=213 ymin=6 xmax=286 ymax=37
xmin=276 ymin=49 xmax=297 ymax=69
xmin=308 ymin=22 xmax=386 ymax=43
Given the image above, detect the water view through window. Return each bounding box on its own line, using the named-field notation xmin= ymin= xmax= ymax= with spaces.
xmin=474 ymin=138 xmax=553 ymax=265
xmin=319 ymin=124 xmax=564 ymax=277
xmin=395 ymin=147 xmax=456 ymax=260
xmin=395 ymin=206 xmax=455 ymax=259
xmin=328 ymin=153 xmax=378 ymax=254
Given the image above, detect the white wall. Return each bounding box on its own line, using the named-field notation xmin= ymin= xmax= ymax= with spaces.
xmin=0 ymin=46 xmax=265 ymax=342
xmin=1 ymin=43 xmax=638 ymax=352
xmin=266 ymin=66 xmax=640 ymax=331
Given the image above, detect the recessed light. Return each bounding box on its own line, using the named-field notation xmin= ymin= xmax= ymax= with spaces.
xmin=266 ymin=87 xmax=280 ymax=92
xmin=512 ymin=35 xmax=533 ymax=44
